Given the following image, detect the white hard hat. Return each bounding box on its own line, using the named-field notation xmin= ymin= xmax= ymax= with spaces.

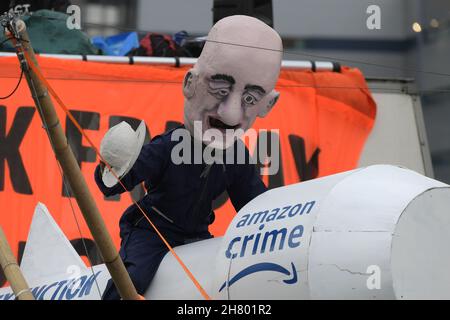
xmin=100 ymin=120 xmax=146 ymax=187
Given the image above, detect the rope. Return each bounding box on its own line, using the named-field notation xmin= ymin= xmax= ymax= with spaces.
xmin=20 ymin=44 xmax=211 ymax=300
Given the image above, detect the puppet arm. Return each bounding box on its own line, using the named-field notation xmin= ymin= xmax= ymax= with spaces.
xmin=227 ymin=163 xmax=268 ymax=212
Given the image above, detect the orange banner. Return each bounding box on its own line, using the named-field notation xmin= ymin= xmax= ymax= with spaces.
xmin=0 ymin=56 xmax=376 ymax=277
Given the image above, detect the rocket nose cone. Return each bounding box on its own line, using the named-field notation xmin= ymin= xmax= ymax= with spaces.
xmin=391 ymin=187 xmax=450 ymax=300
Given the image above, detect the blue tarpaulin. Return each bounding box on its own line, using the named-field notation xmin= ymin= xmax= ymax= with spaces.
xmin=92 ymin=32 xmax=139 ymax=56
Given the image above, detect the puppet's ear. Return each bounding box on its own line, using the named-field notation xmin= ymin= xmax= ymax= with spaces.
xmin=183 ymin=69 xmax=198 ymax=99
xmin=258 ymin=90 xmax=280 ymax=118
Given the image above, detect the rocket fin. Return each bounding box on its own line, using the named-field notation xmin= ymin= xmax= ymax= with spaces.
xmin=20 ymin=203 xmax=87 ymax=283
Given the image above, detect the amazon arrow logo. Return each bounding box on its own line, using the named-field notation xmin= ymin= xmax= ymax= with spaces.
xmin=219 ymin=262 xmax=298 ymax=292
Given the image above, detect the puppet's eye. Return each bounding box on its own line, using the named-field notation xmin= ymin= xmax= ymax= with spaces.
xmin=242 ymin=92 xmax=257 ymax=105
xmin=217 ymin=88 xmax=230 ymax=97
xmin=208 ymin=85 xmax=231 ymax=99
xmin=208 ymin=87 xmax=230 ymax=99
xmin=208 ymin=79 xmax=232 ymax=99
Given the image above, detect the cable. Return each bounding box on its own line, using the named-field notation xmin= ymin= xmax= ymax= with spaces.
xmin=205 ymin=39 xmax=450 ymax=79
xmin=0 ymin=36 xmax=24 ymax=100
xmin=6 ymin=13 xmax=449 ymax=95
xmin=59 ymin=165 xmax=103 ymax=299
xmin=0 ymin=69 xmax=23 ymax=99
xmin=2 ymin=72 xmax=449 ymax=95
xmin=1 ymin=65 xmax=448 ymax=96
xmin=0 ymin=47 xmax=447 ymax=97
xmin=0 ymin=36 xmax=28 ymax=47
xmin=21 ymin=13 xmax=450 ymax=81
xmin=0 ymin=37 xmax=14 ymax=48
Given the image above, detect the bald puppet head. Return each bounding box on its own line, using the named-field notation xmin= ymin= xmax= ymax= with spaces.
xmin=183 ymin=15 xmax=283 ymax=149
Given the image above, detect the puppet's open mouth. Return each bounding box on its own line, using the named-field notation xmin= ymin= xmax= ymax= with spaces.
xmin=208 ymin=116 xmax=240 ymax=130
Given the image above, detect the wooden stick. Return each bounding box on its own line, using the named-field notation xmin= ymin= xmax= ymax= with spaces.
xmin=0 ymin=227 xmax=34 ymax=300
xmin=5 ymin=19 xmax=140 ymax=300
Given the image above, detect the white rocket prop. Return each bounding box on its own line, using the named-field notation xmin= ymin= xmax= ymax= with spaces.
xmin=0 ymin=204 xmax=110 ymax=300
xmin=1 ymin=165 xmax=449 ymax=300
xmin=147 ymin=164 xmax=450 ymax=299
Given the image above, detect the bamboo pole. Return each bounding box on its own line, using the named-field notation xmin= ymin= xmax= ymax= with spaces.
xmin=0 ymin=227 xmax=34 ymax=300
xmin=5 ymin=20 xmax=140 ymax=300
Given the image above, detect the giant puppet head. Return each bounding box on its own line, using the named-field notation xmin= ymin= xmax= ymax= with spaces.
xmin=183 ymin=15 xmax=283 ymax=149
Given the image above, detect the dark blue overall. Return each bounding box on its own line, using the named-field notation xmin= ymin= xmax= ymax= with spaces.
xmin=94 ymin=127 xmax=267 ymax=299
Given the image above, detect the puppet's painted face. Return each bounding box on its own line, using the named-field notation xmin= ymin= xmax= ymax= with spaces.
xmin=183 ymin=15 xmax=283 ymax=149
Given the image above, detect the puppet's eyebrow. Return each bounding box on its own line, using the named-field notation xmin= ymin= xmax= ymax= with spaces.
xmin=211 ymin=74 xmax=235 ymax=85
xmin=245 ymin=84 xmax=266 ymax=94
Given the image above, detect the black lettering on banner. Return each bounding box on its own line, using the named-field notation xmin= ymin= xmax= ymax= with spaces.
xmin=105 ymin=116 xmax=151 ymax=202
xmin=63 ymin=110 xmax=100 ymax=197
xmin=289 ymin=135 xmax=320 ymax=181
xmin=0 ymin=106 xmax=35 ymax=194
